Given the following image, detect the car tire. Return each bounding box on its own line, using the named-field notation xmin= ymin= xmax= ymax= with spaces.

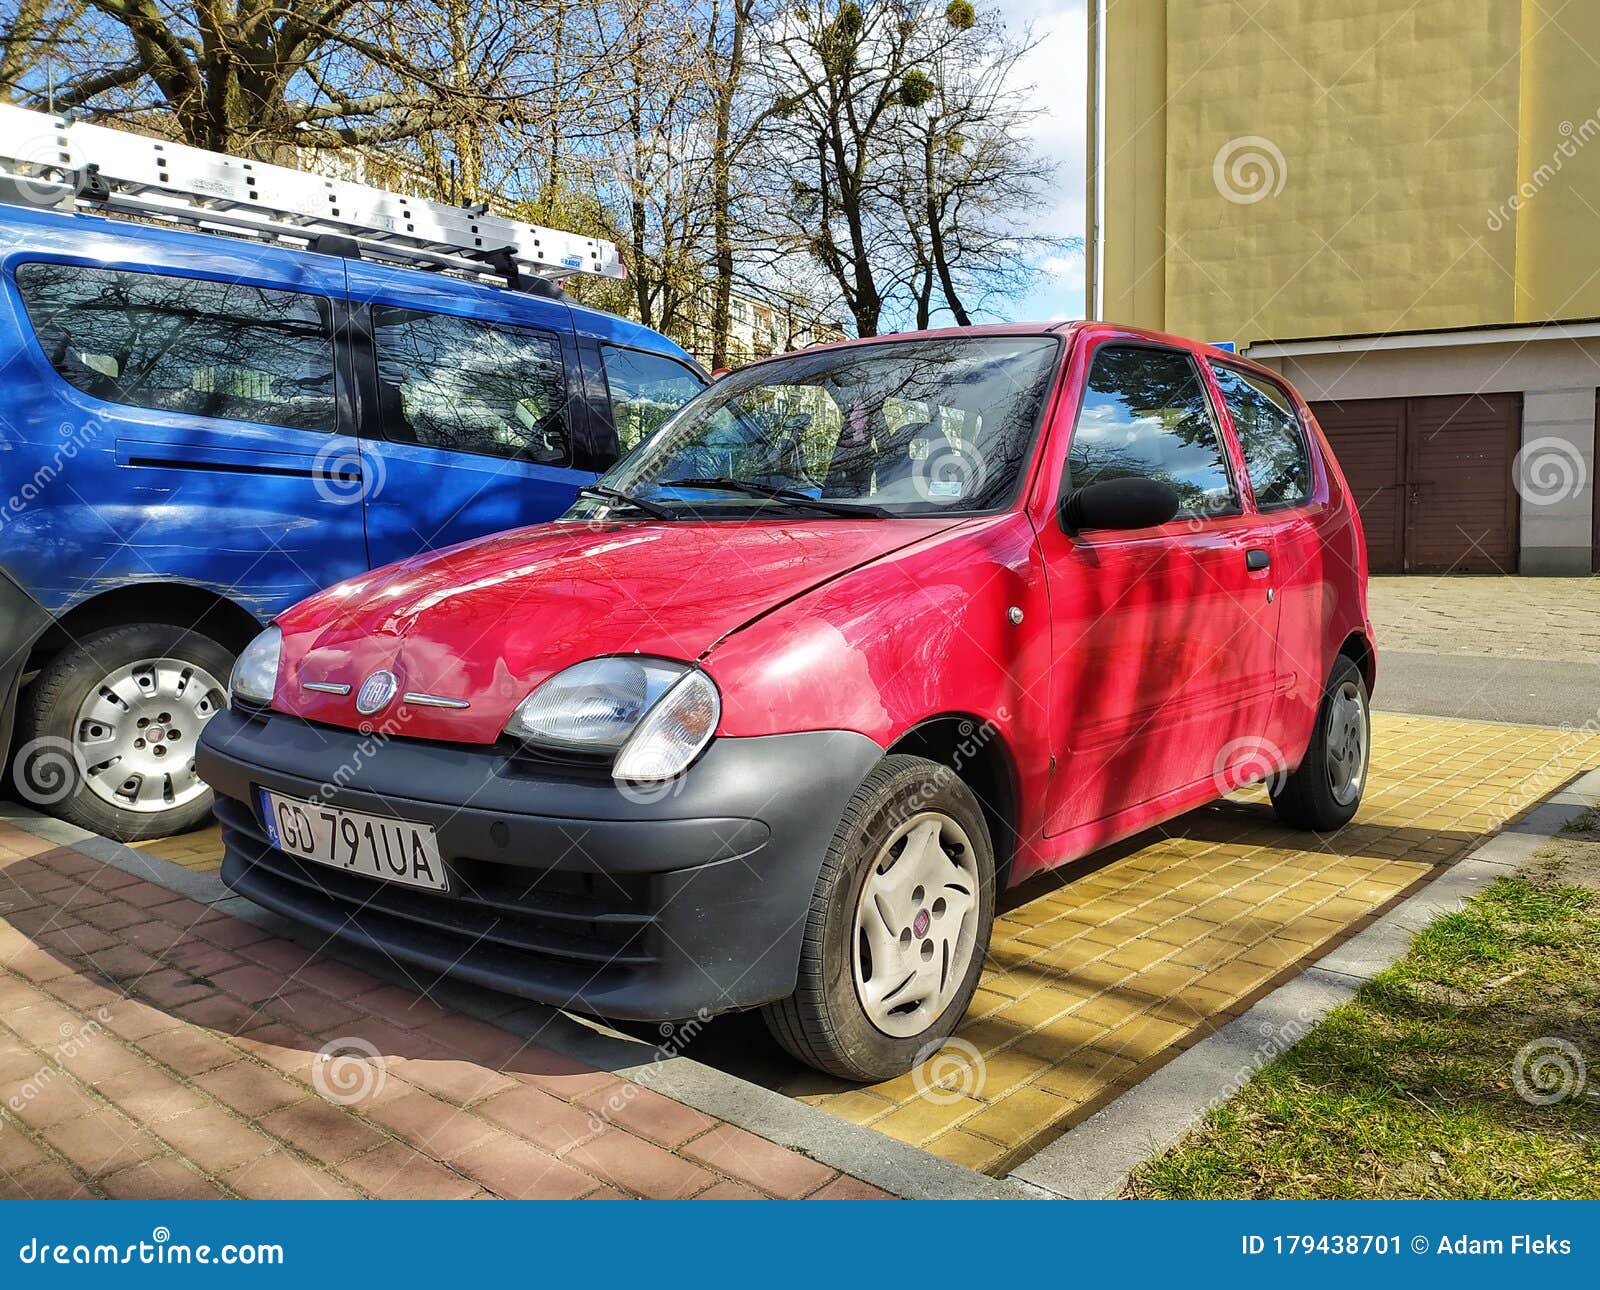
xmin=15 ymin=623 xmax=233 ymax=843
xmin=762 ymin=753 xmax=996 ymax=1081
xmin=1270 ymin=653 xmax=1370 ymax=832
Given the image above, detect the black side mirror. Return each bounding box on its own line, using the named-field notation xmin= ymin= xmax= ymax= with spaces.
xmin=1060 ymin=477 xmax=1182 ymax=534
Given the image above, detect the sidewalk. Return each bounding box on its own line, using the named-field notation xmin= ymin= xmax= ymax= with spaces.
xmin=0 ymin=825 xmax=887 ymax=1200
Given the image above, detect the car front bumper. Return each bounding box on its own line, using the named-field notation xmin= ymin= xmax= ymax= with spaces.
xmin=195 ymin=707 xmax=883 ymax=1021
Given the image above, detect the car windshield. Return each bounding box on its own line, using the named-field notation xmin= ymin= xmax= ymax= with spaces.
xmin=566 ymin=335 xmax=1061 ymax=520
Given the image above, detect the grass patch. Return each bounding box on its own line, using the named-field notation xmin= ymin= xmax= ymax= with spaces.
xmin=1127 ymin=827 xmax=1600 ymax=1199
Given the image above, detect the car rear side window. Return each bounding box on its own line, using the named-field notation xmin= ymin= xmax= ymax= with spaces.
xmin=1210 ymin=363 xmax=1313 ymax=509
xmin=372 ymin=306 xmax=571 ymax=466
xmin=15 ymin=262 xmax=336 ymax=433
xmin=601 ymin=344 xmax=705 ymax=454
xmin=1068 ymin=345 xmax=1237 ymax=516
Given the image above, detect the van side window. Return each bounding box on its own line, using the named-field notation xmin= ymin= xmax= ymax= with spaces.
xmin=15 ymin=262 xmax=336 ymax=433
xmin=1068 ymin=345 xmax=1237 ymax=516
xmin=372 ymin=307 xmax=570 ymax=465
xmin=1210 ymin=364 xmax=1313 ymax=508
xmin=601 ymin=345 xmax=705 ymax=454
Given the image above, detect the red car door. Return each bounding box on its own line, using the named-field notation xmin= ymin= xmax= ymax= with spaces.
xmin=1032 ymin=336 xmax=1280 ymax=846
xmin=1205 ymin=358 xmax=1330 ymax=758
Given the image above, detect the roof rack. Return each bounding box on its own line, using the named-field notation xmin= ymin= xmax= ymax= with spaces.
xmin=0 ymin=104 xmax=624 ymax=289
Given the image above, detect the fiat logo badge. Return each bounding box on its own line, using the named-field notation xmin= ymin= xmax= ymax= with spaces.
xmin=354 ymin=670 xmax=398 ymax=715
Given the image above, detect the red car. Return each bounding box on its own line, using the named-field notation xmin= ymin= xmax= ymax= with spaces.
xmin=197 ymin=323 xmax=1373 ymax=1080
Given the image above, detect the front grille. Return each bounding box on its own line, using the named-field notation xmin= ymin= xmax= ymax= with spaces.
xmin=213 ymin=795 xmax=657 ymax=968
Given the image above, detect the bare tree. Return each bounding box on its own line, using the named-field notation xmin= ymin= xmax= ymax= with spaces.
xmin=0 ymin=0 xmax=622 ymax=162
xmin=759 ymin=0 xmax=962 ymax=337
xmin=894 ymin=10 xmax=1060 ymax=326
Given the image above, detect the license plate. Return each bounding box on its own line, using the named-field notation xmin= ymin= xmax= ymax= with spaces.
xmin=257 ymin=789 xmax=448 ymax=892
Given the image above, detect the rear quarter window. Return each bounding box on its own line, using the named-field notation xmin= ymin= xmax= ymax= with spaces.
xmin=15 ymin=262 xmax=337 ymax=433
xmin=1210 ymin=364 xmax=1313 ymax=509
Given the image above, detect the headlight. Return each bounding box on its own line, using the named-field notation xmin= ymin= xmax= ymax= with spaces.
xmin=504 ymin=657 xmax=720 ymax=782
xmin=229 ymin=626 xmax=282 ymax=707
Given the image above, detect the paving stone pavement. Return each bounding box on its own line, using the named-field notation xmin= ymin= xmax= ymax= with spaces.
xmin=9 ymin=712 xmax=1595 ymax=1189
xmin=794 ymin=713 xmax=1600 ymax=1173
xmin=1368 ymin=574 xmax=1600 ymax=662
xmin=0 ymin=827 xmax=889 ymax=1200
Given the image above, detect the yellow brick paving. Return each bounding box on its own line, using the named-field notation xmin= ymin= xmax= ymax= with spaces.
xmin=803 ymin=714 xmax=1600 ymax=1173
xmin=124 ymin=714 xmax=1600 ymax=1175
xmin=130 ymin=822 xmax=224 ymax=872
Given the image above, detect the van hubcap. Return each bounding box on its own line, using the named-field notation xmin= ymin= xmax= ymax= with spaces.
xmin=73 ymin=657 xmax=226 ymax=814
xmin=1326 ymin=680 xmax=1369 ymax=808
xmin=852 ymin=811 xmax=980 ymax=1038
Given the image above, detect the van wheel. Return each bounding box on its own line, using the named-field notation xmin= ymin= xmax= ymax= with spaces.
xmin=762 ymin=754 xmax=995 ymax=1081
xmin=16 ymin=623 xmax=233 ymax=842
xmin=1271 ymin=654 xmax=1370 ymax=832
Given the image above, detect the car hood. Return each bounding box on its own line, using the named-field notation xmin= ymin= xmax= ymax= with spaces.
xmin=270 ymin=517 xmax=966 ymax=743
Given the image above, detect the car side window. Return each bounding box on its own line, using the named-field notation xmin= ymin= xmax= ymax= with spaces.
xmin=601 ymin=344 xmax=706 ymax=454
xmin=1067 ymin=345 xmax=1238 ymax=518
xmin=15 ymin=262 xmax=336 ymax=433
xmin=1210 ymin=363 xmax=1313 ymax=509
xmin=371 ymin=306 xmax=571 ymax=466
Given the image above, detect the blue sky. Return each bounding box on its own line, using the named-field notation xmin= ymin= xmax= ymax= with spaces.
xmin=993 ymin=0 xmax=1088 ymax=323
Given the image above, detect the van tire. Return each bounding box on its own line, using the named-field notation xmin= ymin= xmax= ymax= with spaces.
xmin=762 ymin=754 xmax=996 ymax=1081
xmin=16 ymin=623 xmax=233 ymax=842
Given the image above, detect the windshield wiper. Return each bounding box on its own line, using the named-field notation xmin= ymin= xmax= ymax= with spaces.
xmin=662 ymin=477 xmax=890 ymax=519
xmin=577 ymin=484 xmax=675 ymax=521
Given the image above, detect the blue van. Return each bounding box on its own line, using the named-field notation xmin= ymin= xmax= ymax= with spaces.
xmin=0 ymin=200 xmax=705 ymax=842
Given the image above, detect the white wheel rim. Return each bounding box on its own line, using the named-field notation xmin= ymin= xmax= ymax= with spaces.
xmin=1326 ymin=679 xmax=1369 ymax=808
xmin=851 ymin=811 xmax=981 ymax=1039
xmin=72 ymin=656 xmax=226 ymax=814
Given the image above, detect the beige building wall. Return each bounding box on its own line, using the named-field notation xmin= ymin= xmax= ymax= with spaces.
xmin=1090 ymin=0 xmax=1600 ymax=344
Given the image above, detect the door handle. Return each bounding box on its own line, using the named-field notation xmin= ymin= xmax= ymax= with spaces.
xmin=1245 ymin=547 xmax=1271 ymax=571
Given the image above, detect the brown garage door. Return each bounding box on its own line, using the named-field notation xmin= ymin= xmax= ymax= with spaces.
xmin=1311 ymin=393 xmax=1521 ymax=574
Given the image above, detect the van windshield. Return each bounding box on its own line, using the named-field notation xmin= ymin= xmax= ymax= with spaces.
xmin=568 ymin=335 xmax=1061 ymax=520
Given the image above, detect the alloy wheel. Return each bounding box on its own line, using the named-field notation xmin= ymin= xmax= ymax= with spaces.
xmin=852 ymin=810 xmax=981 ymax=1038
xmin=72 ymin=656 xmax=226 ymax=813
